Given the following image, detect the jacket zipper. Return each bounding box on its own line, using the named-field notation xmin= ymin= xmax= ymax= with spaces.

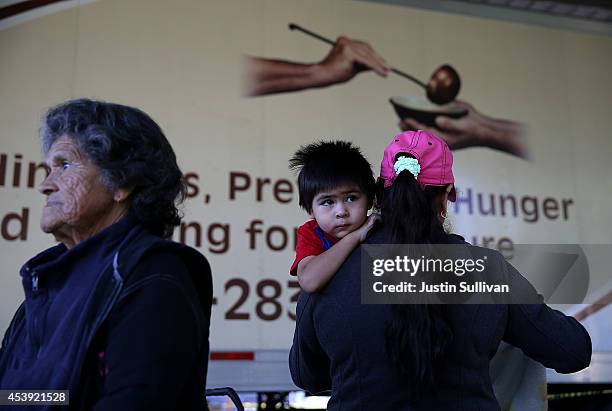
xmin=32 ymin=271 xmax=38 ymax=292
xmin=29 ymin=269 xmax=40 ymax=354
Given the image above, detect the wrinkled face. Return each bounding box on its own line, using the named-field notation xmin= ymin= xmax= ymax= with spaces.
xmin=38 ymin=135 xmax=117 ymax=243
xmin=310 ymin=184 xmax=370 ymax=239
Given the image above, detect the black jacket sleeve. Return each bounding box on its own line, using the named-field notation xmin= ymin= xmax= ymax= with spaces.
xmin=289 ymin=292 xmax=332 ymax=394
xmin=92 ymin=253 xmax=210 ymax=411
xmin=500 ymin=256 xmax=592 ymax=374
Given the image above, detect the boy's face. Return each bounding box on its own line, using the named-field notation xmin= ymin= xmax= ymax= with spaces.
xmin=310 ymin=184 xmax=370 ymax=239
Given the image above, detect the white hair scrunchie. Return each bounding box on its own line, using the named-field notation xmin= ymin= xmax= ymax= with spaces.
xmin=394 ymin=156 xmax=421 ymax=179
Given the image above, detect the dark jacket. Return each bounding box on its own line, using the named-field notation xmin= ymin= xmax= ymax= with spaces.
xmin=289 ymin=231 xmax=591 ymax=410
xmin=0 ymin=219 xmax=212 ymax=411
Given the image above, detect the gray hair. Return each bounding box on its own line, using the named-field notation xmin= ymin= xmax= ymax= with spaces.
xmin=40 ymin=98 xmax=186 ymax=238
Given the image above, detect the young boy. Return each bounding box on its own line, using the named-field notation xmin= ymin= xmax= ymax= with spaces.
xmin=289 ymin=141 xmax=378 ymax=293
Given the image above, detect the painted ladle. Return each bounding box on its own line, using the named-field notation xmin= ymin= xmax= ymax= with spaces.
xmin=289 ymin=23 xmax=461 ymax=105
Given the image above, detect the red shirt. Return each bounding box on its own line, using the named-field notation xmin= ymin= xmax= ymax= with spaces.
xmin=290 ymin=220 xmax=339 ymax=275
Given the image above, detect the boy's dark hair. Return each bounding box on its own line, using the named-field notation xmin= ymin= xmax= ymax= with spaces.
xmin=289 ymin=140 xmax=376 ymax=214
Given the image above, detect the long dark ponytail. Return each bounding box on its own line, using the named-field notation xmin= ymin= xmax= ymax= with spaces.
xmin=380 ymin=167 xmax=454 ymax=397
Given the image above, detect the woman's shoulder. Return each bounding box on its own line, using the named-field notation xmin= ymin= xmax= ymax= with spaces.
xmin=449 ymin=234 xmax=506 ymax=261
xmin=133 ymin=239 xmax=210 ymax=278
xmin=116 ymin=230 xmax=211 ymax=294
xmin=117 ymin=236 xmax=213 ymax=314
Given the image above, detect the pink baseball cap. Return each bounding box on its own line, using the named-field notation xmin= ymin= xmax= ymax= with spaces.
xmin=379 ymin=130 xmax=456 ymax=202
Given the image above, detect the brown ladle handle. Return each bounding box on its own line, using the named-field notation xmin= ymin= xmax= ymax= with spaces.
xmin=288 ymin=23 xmax=427 ymax=89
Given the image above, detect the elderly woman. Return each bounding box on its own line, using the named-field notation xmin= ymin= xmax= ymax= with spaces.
xmin=0 ymin=99 xmax=212 ymax=410
xmin=289 ymin=130 xmax=591 ymax=410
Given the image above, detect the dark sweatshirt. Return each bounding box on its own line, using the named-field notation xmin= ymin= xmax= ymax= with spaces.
xmin=289 ymin=230 xmax=592 ymax=410
xmin=0 ymin=216 xmax=212 ymax=410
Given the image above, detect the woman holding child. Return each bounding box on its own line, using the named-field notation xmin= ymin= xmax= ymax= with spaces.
xmin=289 ymin=130 xmax=591 ymax=410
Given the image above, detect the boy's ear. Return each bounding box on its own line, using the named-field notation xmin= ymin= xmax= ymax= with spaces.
xmin=367 ymin=195 xmax=374 ymax=210
xmin=374 ymin=179 xmax=384 ymax=209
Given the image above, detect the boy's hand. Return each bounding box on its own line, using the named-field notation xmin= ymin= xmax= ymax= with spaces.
xmin=356 ymin=213 xmax=380 ymax=242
